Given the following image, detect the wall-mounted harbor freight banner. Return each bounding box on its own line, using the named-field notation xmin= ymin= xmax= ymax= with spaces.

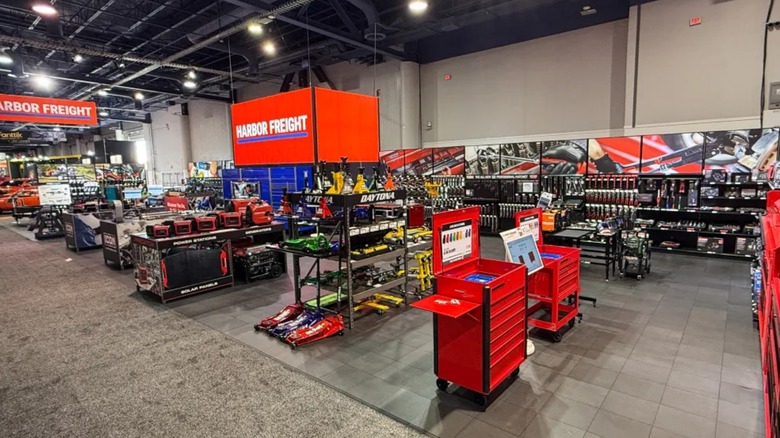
xmin=0 ymin=94 xmax=97 ymax=126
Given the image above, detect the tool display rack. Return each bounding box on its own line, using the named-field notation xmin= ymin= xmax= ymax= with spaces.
xmin=280 ymin=190 xmax=409 ymax=329
xmin=412 ymin=206 xmax=528 ymax=408
xmin=131 ymin=223 xmax=285 ymax=303
xmin=635 ymin=175 xmax=764 ymax=260
xmin=619 ymin=229 xmax=652 ymax=280
xmin=517 ymin=208 xmax=582 ymax=342
xmin=759 ymin=193 xmax=780 ymax=438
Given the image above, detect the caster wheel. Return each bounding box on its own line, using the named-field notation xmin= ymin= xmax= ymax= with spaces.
xmin=338 ymin=331 xmax=344 ymax=336
xmin=637 ymin=275 xmax=643 ymax=280
xmin=552 ymin=332 xmax=563 ymax=343
xmin=290 ymin=344 xmax=297 ymax=350
xmin=377 ymin=310 xmax=384 ymax=316
xmin=436 ymin=378 xmax=450 ymax=391
xmin=568 ymin=319 xmax=576 ymax=328
xmin=619 ymin=273 xmax=624 ymax=278
xmin=475 ymin=394 xmax=488 ymax=406
xmin=511 ymin=368 xmax=520 ymax=378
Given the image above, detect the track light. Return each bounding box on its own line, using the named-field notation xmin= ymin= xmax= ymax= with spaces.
xmin=134 ymin=92 xmax=144 ymax=100
xmin=31 ymin=3 xmax=58 ymax=16
xmin=186 ymin=70 xmax=197 ymax=80
xmin=262 ymin=41 xmax=276 ymax=55
xmin=183 ymin=80 xmax=197 ymax=89
xmin=97 ymin=89 xmax=109 ymax=96
xmin=52 ymin=126 xmax=61 ymax=132
xmin=408 ymin=0 xmax=428 ymax=13
xmin=99 ymin=110 xmax=109 ymax=117
xmin=248 ymin=22 xmax=263 ymax=35
xmin=33 ymin=75 xmax=52 ymax=90
xmin=0 ymin=49 xmax=12 ymax=65
xmin=73 ymin=54 xmax=84 ymax=63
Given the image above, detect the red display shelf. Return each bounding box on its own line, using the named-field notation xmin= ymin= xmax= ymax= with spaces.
xmin=412 ymin=206 xmax=527 ymax=409
xmin=516 ymin=208 xmax=581 ymax=341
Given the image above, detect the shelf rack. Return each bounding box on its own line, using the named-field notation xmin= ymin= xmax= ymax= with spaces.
xmin=275 ymin=190 xmax=409 ymax=329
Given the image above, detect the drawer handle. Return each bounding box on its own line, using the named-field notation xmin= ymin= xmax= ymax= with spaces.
xmin=493 ymin=283 xmax=505 ymax=291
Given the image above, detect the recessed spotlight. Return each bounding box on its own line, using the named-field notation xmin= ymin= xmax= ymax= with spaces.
xmin=31 ymin=3 xmax=58 ymax=16
xmin=73 ymin=54 xmax=84 ymax=63
xmin=262 ymin=41 xmax=276 ymax=55
xmin=134 ymin=92 xmax=144 ymax=100
xmin=409 ymin=0 xmax=428 ymax=13
xmin=33 ymin=75 xmax=52 ymax=90
xmin=97 ymin=89 xmax=109 ymax=96
xmin=99 ymin=110 xmax=109 ymax=117
xmin=248 ymin=23 xmax=263 ymax=35
xmin=186 ymin=70 xmax=197 ymax=80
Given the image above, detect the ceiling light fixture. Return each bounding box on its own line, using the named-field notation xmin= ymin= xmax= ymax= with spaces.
xmin=33 ymin=75 xmax=53 ymax=90
xmin=262 ymin=40 xmax=276 ymax=55
xmin=97 ymin=89 xmax=109 ymax=96
xmin=248 ymin=22 xmax=263 ymax=35
xmin=87 ymin=150 xmax=94 ymax=156
xmin=580 ymin=5 xmax=597 ymax=16
xmin=0 ymin=49 xmax=12 ymax=65
xmin=186 ymin=70 xmax=197 ymax=80
xmin=134 ymin=92 xmax=144 ymax=100
xmin=31 ymin=3 xmax=58 ymax=16
xmin=183 ymin=80 xmax=197 ymax=89
xmin=99 ymin=110 xmax=109 ymax=117
xmin=73 ymin=54 xmax=84 ymax=63
xmin=52 ymin=126 xmax=61 ymax=132
xmin=408 ymin=0 xmax=428 ymax=13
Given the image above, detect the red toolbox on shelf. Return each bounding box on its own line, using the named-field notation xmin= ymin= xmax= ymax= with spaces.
xmin=516 ymin=208 xmax=581 ymax=341
xmin=412 ymin=207 xmax=527 ymax=408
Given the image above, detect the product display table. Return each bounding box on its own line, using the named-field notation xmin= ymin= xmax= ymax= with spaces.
xmin=550 ymin=227 xmax=621 ymax=281
xmin=131 ymin=223 xmax=285 ymax=302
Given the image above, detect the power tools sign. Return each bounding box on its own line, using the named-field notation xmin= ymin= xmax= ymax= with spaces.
xmin=231 ymin=88 xmax=315 ymax=166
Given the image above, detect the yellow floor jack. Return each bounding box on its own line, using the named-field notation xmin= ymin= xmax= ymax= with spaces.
xmin=353 ymin=166 xmax=369 ymax=194
xmin=354 ymin=292 xmax=404 ymax=315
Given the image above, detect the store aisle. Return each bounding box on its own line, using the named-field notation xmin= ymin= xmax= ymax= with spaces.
xmin=0 ymin=226 xmax=421 ymax=438
xmin=174 ymin=236 xmax=765 ymax=438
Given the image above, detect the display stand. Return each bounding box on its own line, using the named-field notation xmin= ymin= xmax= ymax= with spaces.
xmin=131 ymin=223 xmax=285 ymax=303
xmin=63 ymin=212 xmax=112 ymax=252
xmin=412 ymin=206 xmax=527 ymax=409
xmin=273 ymin=190 xmax=409 ymax=329
xmin=516 ymin=208 xmax=581 ymax=342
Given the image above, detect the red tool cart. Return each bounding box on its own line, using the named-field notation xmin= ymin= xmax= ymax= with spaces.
xmin=412 ymin=206 xmax=528 ymax=408
xmin=516 ymin=208 xmax=581 ymax=342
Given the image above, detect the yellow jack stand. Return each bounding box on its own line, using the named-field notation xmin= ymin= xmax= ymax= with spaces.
xmin=353 ymin=174 xmax=368 ymax=194
xmin=384 ymin=172 xmax=396 ymax=190
xmin=326 ymin=171 xmax=343 ymax=195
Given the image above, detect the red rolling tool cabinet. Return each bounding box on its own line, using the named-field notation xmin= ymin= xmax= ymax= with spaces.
xmin=516 ymin=208 xmax=581 ymax=342
xmin=412 ymin=207 xmax=528 ymax=408
xmin=759 ymin=194 xmax=780 ymax=438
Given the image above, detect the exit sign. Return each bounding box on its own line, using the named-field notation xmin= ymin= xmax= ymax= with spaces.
xmin=689 ymin=16 xmax=702 ymax=26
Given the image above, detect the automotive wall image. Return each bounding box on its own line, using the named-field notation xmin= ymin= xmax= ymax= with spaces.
xmin=37 ymin=163 xmax=97 ymax=183
xmin=702 ymin=129 xmax=778 ymax=177
xmin=587 ymin=137 xmax=642 ymax=174
xmin=639 ymin=133 xmax=705 ymax=175
xmin=431 ymin=147 xmax=465 ymax=175
xmin=379 ymin=150 xmax=406 ymax=176
xmin=500 ymin=143 xmax=541 ymax=175
xmin=402 ymin=149 xmax=434 ymax=176
xmin=464 ymin=145 xmax=501 ymax=176
xmin=540 ymin=140 xmax=588 ymax=175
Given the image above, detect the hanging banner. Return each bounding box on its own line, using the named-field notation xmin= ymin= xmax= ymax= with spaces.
xmin=231 ymin=88 xmax=314 ymax=166
xmin=314 ymin=88 xmax=379 ymax=163
xmin=0 ymin=94 xmax=97 ymax=126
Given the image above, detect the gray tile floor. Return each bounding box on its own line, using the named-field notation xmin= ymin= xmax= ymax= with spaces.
xmin=168 ymin=236 xmax=765 ymax=438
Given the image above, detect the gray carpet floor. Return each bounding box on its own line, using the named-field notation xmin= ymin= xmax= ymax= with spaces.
xmin=0 ymin=224 xmax=423 ymax=438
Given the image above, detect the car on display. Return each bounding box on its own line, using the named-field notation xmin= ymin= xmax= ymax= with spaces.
xmin=0 ymin=179 xmax=34 ymax=196
xmin=0 ymin=188 xmax=39 ymax=213
xmin=279 ymin=233 xmax=332 ymax=254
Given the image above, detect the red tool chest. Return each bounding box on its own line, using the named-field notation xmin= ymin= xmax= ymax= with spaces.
xmin=516 ymin=208 xmax=581 ymax=342
xmin=412 ymin=207 xmax=528 ymax=408
xmin=759 ymin=195 xmax=780 ymax=438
